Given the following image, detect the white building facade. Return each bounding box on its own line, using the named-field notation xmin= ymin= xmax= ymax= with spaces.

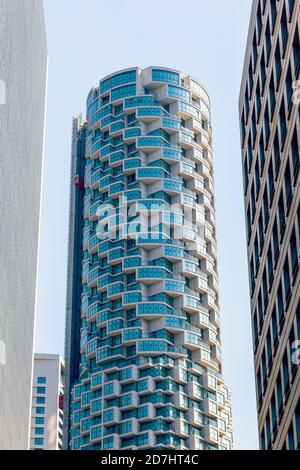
xmin=0 ymin=0 xmax=47 ymax=450
xmin=30 ymin=354 xmax=64 ymax=450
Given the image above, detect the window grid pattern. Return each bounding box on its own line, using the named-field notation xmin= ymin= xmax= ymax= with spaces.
xmin=239 ymin=0 xmax=300 ymax=450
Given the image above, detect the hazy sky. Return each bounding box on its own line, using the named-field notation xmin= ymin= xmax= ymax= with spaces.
xmin=37 ymin=0 xmax=258 ymax=449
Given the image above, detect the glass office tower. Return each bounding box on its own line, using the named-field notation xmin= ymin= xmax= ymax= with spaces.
xmin=65 ymin=66 xmax=233 ymax=450
xmin=0 ymin=0 xmax=47 ymax=449
xmin=239 ymin=0 xmax=300 ymax=450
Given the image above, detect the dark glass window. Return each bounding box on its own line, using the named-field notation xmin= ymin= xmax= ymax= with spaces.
xmin=255 ymin=160 xmax=261 ymax=198
xmin=271 ymin=392 xmax=277 ymax=433
xmin=266 ymin=413 xmax=271 ymax=448
xmin=253 ymin=37 xmax=258 ymax=68
xmin=295 ymin=400 xmax=300 ymax=449
xmin=256 ymin=2 xmax=263 ymax=42
xmin=254 ymin=235 xmax=260 ymax=273
xmin=270 ymin=0 xmax=277 ymax=32
xmin=264 ymin=103 xmax=270 ymax=147
xmin=269 ymin=73 xmax=276 ymax=116
xmin=267 ymin=245 xmax=274 ymax=286
xmin=273 ymin=219 xmax=279 ymax=261
xmin=253 ymin=311 xmax=259 ymax=345
xmin=293 ymin=26 xmax=300 ymax=75
xmin=247 ymin=205 xmax=252 ymax=239
xmin=252 ymin=112 xmax=257 ymax=148
xmin=296 ymin=299 xmax=300 ymax=339
xmin=263 ymin=187 xmax=269 ymax=226
xmin=261 ymin=428 xmax=266 ymax=450
xmin=257 ymin=366 xmax=263 ymax=403
xmin=273 ymin=129 xmax=281 ymax=177
xmin=274 ymin=42 xmax=282 ymax=85
xmin=260 ymin=54 xmax=267 ymax=92
xmin=283 ymin=255 xmax=291 ymax=303
xmin=257 ymin=291 xmax=263 ymax=327
xmin=250 ymin=257 xmax=255 ymax=291
xmin=266 ymin=329 xmax=272 ymax=366
xmin=286 ymin=64 xmax=293 ymax=110
xmin=262 ymin=348 xmax=267 ymax=385
xmin=289 ymin=326 xmax=297 ymax=376
xmin=256 ymin=86 xmax=262 ymax=121
xmin=284 ymin=163 xmax=292 ymax=208
xmin=278 ymin=192 xmax=286 ymax=235
xmin=277 ymin=282 xmax=285 ymax=325
xmin=265 ymin=22 xmax=272 ymax=63
xmin=259 ymin=133 xmax=265 ymax=174
xmin=262 ymin=269 xmax=268 ymax=305
xmin=243 ymin=160 xmax=249 ymax=191
xmin=276 ymin=373 xmax=283 ymax=415
xmin=268 ymin=159 xmax=275 ymax=199
xmin=259 ymin=212 xmax=264 ymax=253
xmin=288 ymin=0 xmax=295 ymax=16
xmin=279 ymin=100 xmax=287 ymax=146
xmin=291 ymin=129 xmax=300 ymax=182
xmin=280 ymin=6 xmax=288 ymax=51
xmin=282 ymin=350 xmax=290 ymax=394
xmin=248 ymin=140 xmax=253 ymax=169
xmin=288 ymin=423 xmax=295 ymax=450
xmin=271 ymin=307 xmax=278 ymax=347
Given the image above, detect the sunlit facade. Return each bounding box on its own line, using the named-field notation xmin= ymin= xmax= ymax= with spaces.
xmin=239 ymin=0 xmax=300 ymax=450
xmin=0 ymin=0 xmax=47 ymax=449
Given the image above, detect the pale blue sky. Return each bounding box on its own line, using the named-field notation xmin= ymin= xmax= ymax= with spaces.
xmin=36 ymin=0 xmax=258 ymax=449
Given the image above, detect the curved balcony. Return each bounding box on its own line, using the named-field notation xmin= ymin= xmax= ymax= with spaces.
xmin=108 ymin=247 xmax=125 ymax=264
xmin=123 ymin=157 xmax=141 ymax=173
xmin=87 ymin=301 xmax=101 ymax=321
xmin=109 ymin=150 xmax=125 ymax=167
xmin=87 ymin=266 xmax=101 ymax=288
xmin=96 ymin=346 xmax=126 ymax=363
xmin=123 ymin=127 xmax=141 ymax=143
xmin=109 ymin=181 xmax=125 ymax=198
xmin=137 ymin=136 xmax=168 ymax=152
xmin=110 ymin=120 xmax=124 ymax=137
xmin=107 ymin=319 xmax=124 ymax=336
xmin=88 ymin=234 xmax=101 ymax=255
xmin=136 ymin=166 xmax=165 ymax=182
xmin=137 ymin=106 xmax=165 ymax=122
xmin=137 ymin=267 xmax=174 ymax=285
xmin=122 ymin=328 xmax=142 ymax=344
xmin=137 ymin=339 xmax=186 ymax=359
xmin=122 ymin=255 xmax=142 ymax=272
xmin=97 ymin=309 xmax=123 ymax=327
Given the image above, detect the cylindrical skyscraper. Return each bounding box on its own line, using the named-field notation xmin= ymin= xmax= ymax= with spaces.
xmin=65 ymin=67 xmax=233 ymax=450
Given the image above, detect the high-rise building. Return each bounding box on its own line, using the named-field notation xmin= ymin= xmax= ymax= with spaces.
xmin=0 ymin=0 xmax=47 ymax=450
xmin=30 ymin=354 xmax=64 ymax=450
xmin=64 ymin=116 xmax=87 ymax=448
xmin=239 ymin=0 xmax=300 ymax=450
xmin=65 ymin=66 xmax=233 ymax=450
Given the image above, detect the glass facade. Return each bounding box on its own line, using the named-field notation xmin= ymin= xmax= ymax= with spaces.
xmin=239 ymin=0 xmax=300 ymax=450
xmin=65 ymin=67 xmax=233 ymax=450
